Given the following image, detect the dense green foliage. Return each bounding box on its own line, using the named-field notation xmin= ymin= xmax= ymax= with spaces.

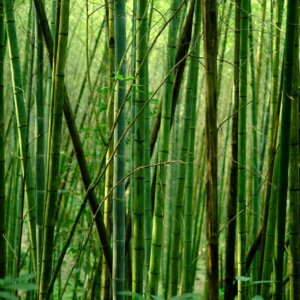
xmin=0 ymin=0 xmax=299 ymax=299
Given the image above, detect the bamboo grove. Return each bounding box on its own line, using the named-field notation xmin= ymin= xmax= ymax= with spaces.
xmin=0 ymin=0 xmax=299 ymax=299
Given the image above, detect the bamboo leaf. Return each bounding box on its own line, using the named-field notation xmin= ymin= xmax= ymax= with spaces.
xmin=235 ymin=275 xmax=251 ymax=282
xmin=0 ymin=292 xmax=18 ymax=300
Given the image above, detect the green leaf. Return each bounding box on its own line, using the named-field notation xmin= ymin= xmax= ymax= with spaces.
xmin=115 ymin=73 xmax=136 ymax=81
xmin=0 ymin=274 xmax=36 ymax=292
xmin=252 ymin=296 xmax=264 ymax=300
xmin=13 ymin=273 xmax=35 ymax=281
xmin=150 ymin=296 xmax=164 ymax=300
xmin=250 ymin=280 xmax=276 ymax=285
xmin=0 ymin=291 xmax=18 ymax=300
xmin=4 ymin=282 xmax=36 ymax=291
xmin=115 ymin=72 xmax=125 ymax=81
xmin=235 ymin=275 xmax=251 ymax=282
xmin=124 ymin=76 xmax=136 ymax=81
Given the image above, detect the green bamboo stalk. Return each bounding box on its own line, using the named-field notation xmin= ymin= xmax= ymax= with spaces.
xmin=147 ymin=0 xmax=180 ymax=297
xmin=274 ymin=1 xmax=299 ymax=298
xmin=149 ymin=1 xmax=183 ymax=156
xmin=268 ymin=0 xmax=284 ymax=152
xmin=113 ymin=0 xmax=126 ymax=298
xmin=288 ymin=9 xmax=300 ymax=296
xmin=261 ymin=161 xmax=279 ymax=298
xmin=16 ymin=161 xmax=26 ymax=277
xmin=224 ymin=2 xmax=240 ymax=298
xmin=218 ymin=104 xmax=232 ymax=226
xmin=6 ymin=153 xmax=20 ymax=277
xmin=143 ymin=68 xmax=151 ymax=292
xmin=39 ymin=0 xmax=70 ymax=297
xmin=45 ymin=0 xmax=56 ymax=134
xmin=188 ymin=128 xmax=205 ymax=287
xmin=237 ymin=0 xmax=249 ymax=298
xmin=258 ymin=0 xmax=284 ymax=291
xmin=191 ymin=174 xmax=206 ymax=288
xmin=143 ymin=2 xmax=151 ymax=284
xmin=258 ymin=57 xmax=270 ymax=176
xmin=167 ymin=1 xmax=196 ymax=296
xmin=4 ymin=0 xmax=37 ymax=273
xmin=24 ymin=5 xmax=35 ymax=286
xmin=132 ymin=0 xmax=149 ymax=294
xmin=260 ymin=32 xmax=282 ymax=300
xmin=202 ymin=0 xmax=218 ymax=299
xmin=130 ymin=3 xmax=137 ymax=293
xmin=163 ymin=109 xmax=179 ymax=297
xmin=35 ymin=7 xmax=45 ymax=283
xmin=181 ymin=0 xmax=201 ymax=293
xmin=170 ymin=1 xmax=195 ymax=126
xmin=101 ymin=1 xmax=114 ymax=298
xmin=0 ymin=0 xmax=5 ymax=279
xmin=163 ymin=2 xmax=195 ymax=289
xmin=248 ymin=4 xmax=259 ymax=290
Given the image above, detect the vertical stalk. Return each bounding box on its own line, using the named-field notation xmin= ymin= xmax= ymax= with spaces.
xmin=237 ymin=0 xmax=249 ymax=298
xmin=35 ymin=7 xmax=45 ymax=283
xmin=248 ymin=3 xmax=259 ymax=290
xmin=132 ymin=0 xmax=148 ymax=294
xmin=102 ymin=1 xmax=114 ymax=298
xmin=113 ymin=0 xmax=126 ymax=298
xmin=224 ymin=1 xmax=240 ymax=298
xmin=274 ymin=0 xmax=299 ymax=298
xmin=39 ymin=0 xmax=70 ymax=297
xmin=4 ymin=0 xmax=37 ymax=273
xmin=181 ymin=0 xmax=201 ymax=293
xmin=147 ymin=0 xmax=180 ymax=297
xmin=143 ymin=54 xmax=151 ymax=296
xmin=202 ymin=0 xmax=219 ymax=299
xmin=258 ymin=0 xmax=284 ymax=292
xmin=167 ymin=1 xmax=195 ymax=297
xmin=288 ymin=6 xmax=300 ymax=296
xmin=0 ymin=0 xmax=5 ymax=279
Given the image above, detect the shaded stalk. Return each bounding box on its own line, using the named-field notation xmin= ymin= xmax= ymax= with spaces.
xmin=237 ymin=0 xmax=249 ymax=298
xmin=0 ymin=0 xmax=5 ymax=279
xmin=181 ymin=0 xmax=201 ymax=293
xmin=202 ymin=0 xmax=219 ymax=299
xmin=274 ymin=0 xmax=299 ymax=298
xmin=35 ymin=6 xmax=45 ymax=283
xmin=288 ymin=7 xmax=300 ymax=296
xmin=4 ymin=0 xmax=37 ymax=273
xmin=101 ymin=0 xmax=114 ymax=298
xmin=147 ymin=0 xmax=181 ymax=297
xmin=224 ymin=2 xmax=240 ymax=299
xmin=132 ymin=0 xmax=149 ymax=294
xmin=112 ymin=0 xmax=127 ymax=298
xmin=39 ymin=0 xmax=70 ymax=297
